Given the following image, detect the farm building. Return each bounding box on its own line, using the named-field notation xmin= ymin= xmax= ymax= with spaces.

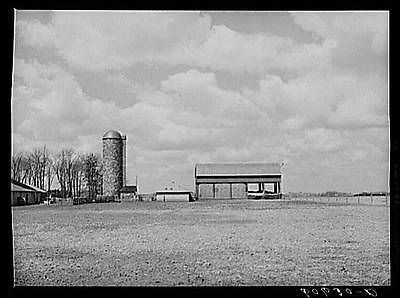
xmin=155 ymin=190 xmax=194 ymax=202
xmin=195 ymin=163 xmax=282 ymax=200
xmin=120 ymin=185 xmax=138 ymax=201
xmin=11 ymin=179 xmax=47 ymax=206
xmin=102 ymin=130 xmax=125 ymax=198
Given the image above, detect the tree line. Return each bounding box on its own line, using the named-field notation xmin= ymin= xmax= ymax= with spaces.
xmin=11 ymin=146 xmax=103 ymax=200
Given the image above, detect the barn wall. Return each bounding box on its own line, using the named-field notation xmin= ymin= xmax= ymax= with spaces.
xmin=198 ymin=183 xmax=248 ymax=199
xmin=27 ymin=193 xmax=37 ymax=204
xmin=11 ymin=192 xmax=20 ymax=206
xmin=198 ymin=184 xmax=214 ymax=199
xmin=11 ymin=191 xmax=38 ymax=205
xmin=232 ymin=183 xmax=247 ymax=199
xmin=121 ymin=193 xmax=136 ymax=201
xmin=215 ymin=184 xmax=230 ymax=199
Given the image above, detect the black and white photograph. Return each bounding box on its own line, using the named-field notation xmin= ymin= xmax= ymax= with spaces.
xmin=10 ymin=10 xmax=390 ymax=287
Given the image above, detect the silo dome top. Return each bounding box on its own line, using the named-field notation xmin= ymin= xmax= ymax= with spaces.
xmin=102 ymin=130 xmax=122 ymax=139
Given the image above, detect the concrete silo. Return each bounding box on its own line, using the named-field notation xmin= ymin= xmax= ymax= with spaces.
xmin=102 ymin=130 xmax=124 ymax=198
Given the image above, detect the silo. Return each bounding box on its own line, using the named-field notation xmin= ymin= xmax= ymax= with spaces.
xmin=102 ymin=130 xmax=123 ymax=197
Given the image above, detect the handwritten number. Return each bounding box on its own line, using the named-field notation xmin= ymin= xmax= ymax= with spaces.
xmin=321 ymin=288 xmax=330 ymax=297
xmin=364 ymin=288 xmax=377 ymax=297
xmin=300 ymin=288 xmax=310 ymax=298
xmin=333 ymin=288 xmax=343 ymax=296
xmin=345 ymin=288 xmax=352 ymax=295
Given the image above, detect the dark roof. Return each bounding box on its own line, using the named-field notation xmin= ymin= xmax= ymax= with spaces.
xmin=195 ymin=163 xmax=282 ymax=176
xmin=103 ymin=130 xmax=122 ymax=139
xmin=120 ymin=185 xmax=137 ymax=193
xmin=11 ymin=179 xmax=46 ymax=193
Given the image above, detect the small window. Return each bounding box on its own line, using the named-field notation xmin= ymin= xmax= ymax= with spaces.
xmin=247 ymin=183 xmax=259 ymax=192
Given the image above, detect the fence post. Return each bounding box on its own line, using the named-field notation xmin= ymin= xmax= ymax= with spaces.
xmin=346 ymin=196 xmax=348 ymax=204
xmin=357 ymin=196 xmax=360 ymax=204
xmin=370 ymin=193 xmax=373 ymax=204
xmin=385 ymin=193 xmax=388 ymax=206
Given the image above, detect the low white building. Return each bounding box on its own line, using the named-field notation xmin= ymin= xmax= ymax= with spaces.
xmin=155 ymin=190 xmax=194 ymax=202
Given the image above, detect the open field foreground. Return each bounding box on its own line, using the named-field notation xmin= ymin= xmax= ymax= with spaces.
xmin=12 ymin=199 xmax=390 ymax=286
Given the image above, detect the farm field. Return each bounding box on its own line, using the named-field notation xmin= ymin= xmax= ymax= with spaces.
xmin=12 ymin=199 xmax=390 ymax=286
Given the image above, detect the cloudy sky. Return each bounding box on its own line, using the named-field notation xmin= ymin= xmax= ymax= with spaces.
xmin=12 ymin=10 xmax=389 ymax=193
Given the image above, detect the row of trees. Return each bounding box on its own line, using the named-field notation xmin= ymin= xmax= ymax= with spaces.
xmin=11 ymin=146 xmax=103 ymax=200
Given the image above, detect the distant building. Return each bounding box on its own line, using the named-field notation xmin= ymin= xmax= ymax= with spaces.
xmin=194 ymin=163 xmax=282 ymax=200
xmin=11 ymin=179 xmax=47 ymax=206
xmin=120 ymin=185 xmax=138 ymax=201
xmin=155 ymin=190 xmax=194 ymax=202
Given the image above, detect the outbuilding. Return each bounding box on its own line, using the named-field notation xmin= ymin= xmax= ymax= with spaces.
xmin=120 ymin=185 xmax=138 ymax=201
xmin=11 ymin=179 xmax=47 ymax=206
xmin=194 ymin=163 xmax=282 ymax=200
xmin=155 ymin=190 xmax=194 ymax=202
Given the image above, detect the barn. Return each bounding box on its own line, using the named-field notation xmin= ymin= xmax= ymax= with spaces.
xmin=155 ymin=190 xmax=194 ymax=202
xmin=11 ymin=179 xmax=47 ymax=206
xmin=194 ymin=163 xmax=282 ymax=200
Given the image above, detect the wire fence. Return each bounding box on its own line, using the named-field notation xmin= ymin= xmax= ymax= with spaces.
xmin=284 ymin=195 xmax=390 ymax=206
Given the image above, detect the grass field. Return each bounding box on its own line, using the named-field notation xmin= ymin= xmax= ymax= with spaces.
xmin=12 ymin=199 xmax=390 ymax=286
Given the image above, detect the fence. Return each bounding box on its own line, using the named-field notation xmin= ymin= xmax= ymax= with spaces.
xmin=284 ymin=194 xmax=390 ymax=206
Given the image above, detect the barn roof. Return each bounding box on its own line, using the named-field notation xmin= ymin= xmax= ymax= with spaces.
xmin=120 ymin=185 xmax=137 ymax=193
xmin=195 ymin=163 xmax=282 ymax=176
xmin=11 ymin=179 xmax=46 ymax=193
xmin=11 ymin=182 xmax=34 ymax=192
xmin=26 ymin=185 xmax=47 ymax=193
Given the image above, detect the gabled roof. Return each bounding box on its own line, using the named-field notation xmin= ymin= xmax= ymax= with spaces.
xmin=11 ymin=182 xmax=34 ymax=192
xmin=195 ymin=163 xmax=282 ymax=176
xmin=11 ymin=179 xmax=46 ymax=193
xmin=120 ymin=185 xmax=137 ymax=193
xmin=26 ymin=185 xmax=47 ymax=193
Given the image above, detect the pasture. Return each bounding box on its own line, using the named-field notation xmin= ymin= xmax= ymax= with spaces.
xmin=12 ymin=199 xmax=390 ymax=286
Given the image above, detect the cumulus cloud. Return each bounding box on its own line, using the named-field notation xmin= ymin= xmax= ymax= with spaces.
xmin=16 ymin=11 xmax=335 ymax=74
xmin=291 ymin=12 xmax=388 ymax=72
xmin=247 ymin=71 xmax=388 ymax=131
xmin=12 ymin=11 xmax=389 ymax=192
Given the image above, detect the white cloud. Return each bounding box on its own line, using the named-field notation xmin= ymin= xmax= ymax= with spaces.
xmin=17 ymin=11 xmax=335 ymax=74
xmin=291 ymin=12 xmax=388 ymax=72
xmin=12 ymin=11 xmax=389 ymax=192
xmin=248 ymin=71 xmax=388 ymax=131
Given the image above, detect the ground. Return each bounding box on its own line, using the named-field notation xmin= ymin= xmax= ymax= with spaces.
xmin=12 ymin=199 xmax=390 ymax=286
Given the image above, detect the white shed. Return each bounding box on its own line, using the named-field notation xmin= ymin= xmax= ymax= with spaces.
xmin=155 ymin=190 xmax=193 ymax=202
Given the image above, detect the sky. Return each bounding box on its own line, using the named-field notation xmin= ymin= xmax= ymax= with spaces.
xmin=12 ymin=10 xmax=389 ymax=193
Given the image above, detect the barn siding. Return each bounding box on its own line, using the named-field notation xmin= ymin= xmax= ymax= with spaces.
xmin=232 ymin=183 xmax=247 ymax=199
xmin=215 ymin=184 xmax=230 ymax=199
xmin=199 ymin=184 xmax=214 ymax=199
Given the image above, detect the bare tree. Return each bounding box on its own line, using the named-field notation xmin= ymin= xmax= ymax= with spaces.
xmin=83 ymin=153 xmax=102 ymax=200
xmin=20 ymin=152 xmax=33 ymax=185
xmin=46 ymin=152 xmax=55 ymax=194
xmin=13 ymin=146 xmax=101 ymax=201
xmin=53 ymin=149 xmax=67 ymax=198
xmin=71 ymin=153 xmax=84 ymax=198
xmin=11 ymin=151 xmax=24 ymax=181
